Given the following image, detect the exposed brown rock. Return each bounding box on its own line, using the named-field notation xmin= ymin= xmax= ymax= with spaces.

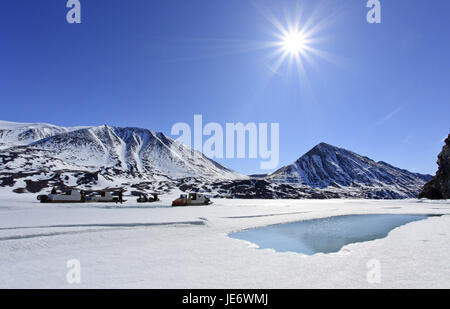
xmin=419 ymin=134 xmax=450 ymax=199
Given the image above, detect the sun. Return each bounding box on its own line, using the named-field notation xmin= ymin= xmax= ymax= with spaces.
xmin=282 ymin=31 xmax=307 ymax=55
xmin=252 ymin=1 xmax=341 ymax=81
xmin=264 ymin=19 xmax=317 ymax=78
xmin=257 ymin=3 xmax=333 ymax=79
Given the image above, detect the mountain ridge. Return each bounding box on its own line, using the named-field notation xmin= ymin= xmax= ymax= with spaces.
xmin=0 ymin=120 xmax=431 ymax=199
xmin=266 ymin=142 xmax=431 ymax=198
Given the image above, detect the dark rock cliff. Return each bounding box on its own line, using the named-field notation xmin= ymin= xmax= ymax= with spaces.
xmin=419 ymin=134 xmax=450 ymax=199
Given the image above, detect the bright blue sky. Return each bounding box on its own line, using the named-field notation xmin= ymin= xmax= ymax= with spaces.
xmin=1 ymin=0 xmax=449 ymax=175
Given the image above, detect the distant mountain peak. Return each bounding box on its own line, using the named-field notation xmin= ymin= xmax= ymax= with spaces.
xmin=268 ymin=142 xmax=431 ymax=198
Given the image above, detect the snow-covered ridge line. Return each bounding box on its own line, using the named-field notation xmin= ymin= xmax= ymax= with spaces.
xmin=0 ymin=120 xmax=91 ymax=150
xmin=267 ymin=142 xmax=431 ymax=198
xmin=0 ymin=121 xmax=246 ymax=194
xmin=0 ymin=120 xmax=430 ymax=199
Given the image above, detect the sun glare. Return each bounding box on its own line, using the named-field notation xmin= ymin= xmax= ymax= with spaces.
xmin=258 ymin=4 xmax=333 ymax=79
xmin=282 ymin=31 xmax=307 ymax=55
xmin=264 ymin=17 xmax=317 ymax=78
xmin=254 ymin=1 xmax=341 ymax=82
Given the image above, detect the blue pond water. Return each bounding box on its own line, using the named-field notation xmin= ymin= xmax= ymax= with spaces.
xmin=229 ymin=214 xmax=430 ymax=255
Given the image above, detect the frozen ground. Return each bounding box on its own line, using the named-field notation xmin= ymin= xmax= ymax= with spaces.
xmin=0 ymin=191 xmax=449 ymax=288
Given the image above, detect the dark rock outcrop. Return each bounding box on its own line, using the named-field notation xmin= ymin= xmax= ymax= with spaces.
xmin=419 ymin=134 xmax=450 ymax=199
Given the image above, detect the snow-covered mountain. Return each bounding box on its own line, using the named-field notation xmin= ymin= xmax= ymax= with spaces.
xmin=28 ymin=125 xmax=242 ymax=179
xmin=0 ymin=121 xmax=244 ymax=194
xmin=0 ymin=121 xmax=431 ymax=199
xmin=0 ymin=120 xmax=88 ymax=150
xmin=266 ymin=142 xmax=431 ymax=198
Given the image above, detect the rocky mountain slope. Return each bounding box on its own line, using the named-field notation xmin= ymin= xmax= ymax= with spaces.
xmin=0 ymin=121 xmax=432 ymax=199
xmin=419 ymin=134 xmax=450 ymax=199
xmin=142 ymin=143 xmax=432 ymax=199
xmin=263 ymin=143 xmax=431 ymax=199
xmin=28 ymin=125 xmax=242 ymax=179
xmin=0 ymin=122 xmax=244 ymax=194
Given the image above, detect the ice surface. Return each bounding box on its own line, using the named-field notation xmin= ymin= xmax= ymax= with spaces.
xmin=0 ymin=195 xmax=449 ymax=288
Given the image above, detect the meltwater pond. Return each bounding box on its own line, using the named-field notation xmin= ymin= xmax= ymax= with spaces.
xmin=230 ymin=214 xmax=431 ymax=255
